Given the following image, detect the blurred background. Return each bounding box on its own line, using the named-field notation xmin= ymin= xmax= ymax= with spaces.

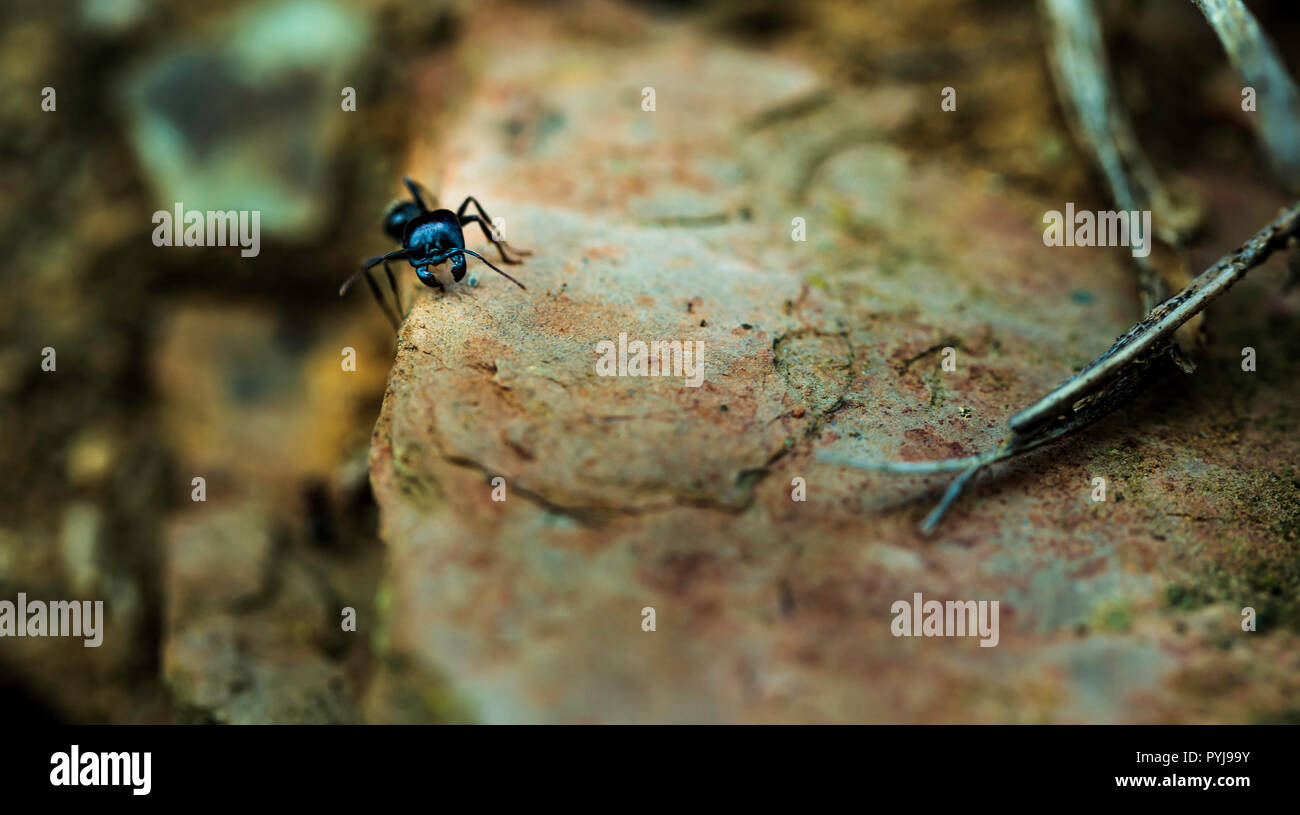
xmin=2 ymin=0 xmax=1299 ymax=723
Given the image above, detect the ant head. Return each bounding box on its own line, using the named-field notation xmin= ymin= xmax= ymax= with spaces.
xmin=413 ymin=251 xmax=467 ymax=288
xmin=404 ymin=211 xmax=465 ymax=261
xmin=382 ymin=201 xmax=422 ymax=243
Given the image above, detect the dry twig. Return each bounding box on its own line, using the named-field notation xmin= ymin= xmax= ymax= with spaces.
xmin=820 ymin=0 xmax=1300 ymax=532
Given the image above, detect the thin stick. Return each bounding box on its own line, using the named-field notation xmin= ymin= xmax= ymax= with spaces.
xmin=1039 ymin=0 xmax=1204 ymax=302
xmin=1009 ymin=202 xmax=1300 ymax=435
xmin=1191 ymin=0 xmax=1300 ymax=189
xmin=819 ymin=203 xmax=1300 ymax=530
xmin=821 ymin=2 xmax=1300 ymax=531
xmin=1039 ymin=0 xmax=1207 ymax=365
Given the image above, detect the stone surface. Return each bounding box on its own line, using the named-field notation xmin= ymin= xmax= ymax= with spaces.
xmin=367 ymin=8 xmax=1300 ymax=723
xmin=1 ymin=0 xmax=433 ymax=722
xmin=162 ymin=504 xmax=359 ymax=724
xmin=120 ymin=0 xmax=374 ymax=239
xmin=153 ymin=305 xmax=391 ymax=723
xmin=6 ymin=0 xmax=1297 ymax=725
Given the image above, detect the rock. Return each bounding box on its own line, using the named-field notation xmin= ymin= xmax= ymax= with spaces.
xmin=162 ymin=503 xmax=356 ymax=724
xmin=65 ymin=429 xmax=115 ymax=486
xmin=152 ymin=306 xmax=392 ymax=723
xmin=57 ymin=502 xmax=103 ymax=596
xmin=119 ymin=0 xmax=374 ymax=239
xmin=153 ymin=304 xmax=391 ymax=487
xmin=366 ymin=8 xmax=1300 ymax=723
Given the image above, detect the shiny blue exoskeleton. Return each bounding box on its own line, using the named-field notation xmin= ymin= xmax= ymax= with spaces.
xmin=404 ymin=210 xmax=470 ymax=286
xmin=340 ymin=177 xmax=529 ymax=329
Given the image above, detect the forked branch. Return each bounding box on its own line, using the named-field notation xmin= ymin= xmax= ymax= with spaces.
xmin=819 ymin=202 xmax=1300 ymax=532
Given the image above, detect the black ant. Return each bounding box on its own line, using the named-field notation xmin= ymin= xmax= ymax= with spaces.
xmin=340 ymin=177 xmax=529 ymax=328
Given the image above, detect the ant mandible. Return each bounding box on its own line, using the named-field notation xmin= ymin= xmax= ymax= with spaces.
xmin=340 ymin=177 xmax=530 ymax=328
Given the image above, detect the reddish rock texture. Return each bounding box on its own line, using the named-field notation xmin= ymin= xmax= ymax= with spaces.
xmin=367 ymin=8 xmax=1300 ymax=723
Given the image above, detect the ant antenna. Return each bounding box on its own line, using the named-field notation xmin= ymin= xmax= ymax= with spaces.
xmin=340 ymin=248 xmax=410 ymax=296
xmin=453 ymin=248 xmax=527 ymax=290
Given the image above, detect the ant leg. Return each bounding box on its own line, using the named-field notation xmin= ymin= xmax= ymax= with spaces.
xmin=363 ymin=269 xmax=401 ymax=330
xmin=403 ymin=176 xmax=436 ymax=212
xmin=341 ymin=249 xmax=410 ymax=330
xmin=383 ymin=260 xmax=403 ymax=317
xmin=460 ymin=214 xmax=526 ymax=265
xmin=341 ymin=248 xmax=409 ymax=296
xmin=456 ymin=197 xmax=532 ymax=261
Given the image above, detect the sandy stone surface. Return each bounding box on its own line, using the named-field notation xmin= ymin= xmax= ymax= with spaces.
xmin=367 ymin=9 xmax=1300 ymax=723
